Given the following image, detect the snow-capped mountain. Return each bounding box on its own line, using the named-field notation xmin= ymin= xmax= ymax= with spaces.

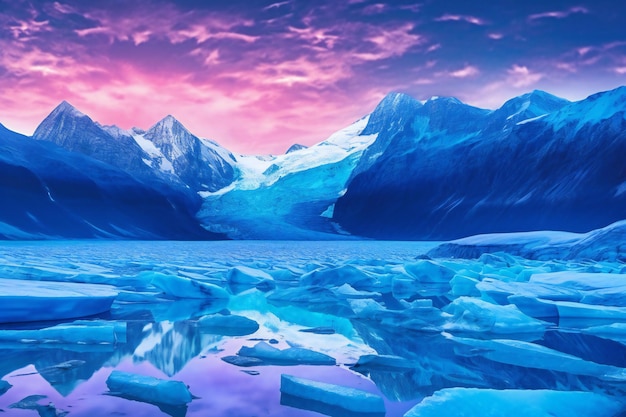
xmin=33 ymin=101 xmax=153 ymax=178
xmin=33 ymin=101 xmax=236 ymax=194
xmin=142 ymin=115 xmax=236 ymax=192
xmin=0 ymin=123 xmax=217 ymax=239
xmin=333 ymin=86 xmax=626 ymax=239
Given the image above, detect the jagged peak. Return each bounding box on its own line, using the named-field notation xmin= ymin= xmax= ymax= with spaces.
xmin=424 ymin=95 xmax=464 ymax=106
xmin=148 ymin=114 xmax=191 ymax=135
xmin=50 ymin=100 xmax=87 ymax=119
xmin=286 ymin=143 xmax=307 ymax=154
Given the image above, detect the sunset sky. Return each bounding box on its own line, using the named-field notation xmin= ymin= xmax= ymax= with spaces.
xmin=1 ymin=0 xmax=625 ymax=153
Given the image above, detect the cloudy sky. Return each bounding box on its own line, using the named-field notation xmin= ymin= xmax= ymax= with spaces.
xmin=1 ymin=0 xmax=624 ymax=153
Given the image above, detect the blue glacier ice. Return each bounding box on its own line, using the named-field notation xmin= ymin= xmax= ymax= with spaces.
xmin=106 ymin=370 xmax=193 ymax=406
xmin=280 ymin=374 xmax=385 ymax=414
xmin=0 ymin=320 xmax=126 ymax=345
xmin=150 ymin=272 xmax=229 ymax=300
xmin=0 ymin=278 xmax=117 ymax=323
xmin=442 ymin=297 xmax=548 ymax=335
xmin=196 ymin=313 xmax=259 ymax=336
xmin=234 ymin=341 xmax=336 ymax=366
xmin=404 ymin=388 xmax=623 ymax=417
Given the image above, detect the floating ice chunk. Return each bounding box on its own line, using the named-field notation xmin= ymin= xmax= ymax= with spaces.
xmin=221 ymin=355 xmax=265 ymax=367
xmin=268 ymin=286 xmax=352 ymax=316
xmin=106 ymin=370 xmax=193 ymax=406
xmin=196 ymin=314 xmax=259 ymax=336
xmin=508 ymin=295 xmax=558 ymax=319
xmin=280 ymin=374 xmax=385 ymax=414
xmin=236 ymin=341 xmax=336 ymax=366
xmin=0 ymin=379 xmax=11 ymax=395
xmin=582 ymin=323 xmax=626 ymax=343
xmin=404 ymin=388 xmax=622 ymax=417
xmin=301 ymin=265 xmax=377 ymax=291
xmin=581 ymin=286 xmax=626 ymax=306
xmin=150 ymin=272 xmax=229 ymax=300
xmin=448 ymin=334 xmax=624 ymax=378
xmin=404 ymin=260 xmax=455 ymax=284
xmin=334 ymin=283 xmax=380 ymax=299
xmin=529 ymin=272 xmax=626 ymax=291
xmin=0 ymin=278 xmax=117 ymax=323
xmin=510 ymin=296 xmax=626 ymax=321
xmin=0 ymin=320 xmax=126 ymax=345
xmin=449 ymin=274 xmax=480 ymax=297
xmin=443 ymin=297 xmax=548 ymax=334
xmin=227 ymin=266 xmax=275 ymax=293
xmin=351 ymin=354 xmax=421 ymax=373
xmin=477 ymin=278 xmax=582 ymax=305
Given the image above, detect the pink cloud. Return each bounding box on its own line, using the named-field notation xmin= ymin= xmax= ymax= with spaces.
xmin=528 ymin=6 xmax=589 ymax=21
xmin=435 ymin=14 xmax=487 ymax=26
xmin=507 ymin=65 xmax=543 ymax=87
xmin=488 ymin=33 xmax=504 ymax=40
xmin=449 ymin=65 xmax=480 ymax=78
xmin=355 ymin=24 xmax=422 ymax=60
xmin=362 ymin=3 xmax=387 ymax=15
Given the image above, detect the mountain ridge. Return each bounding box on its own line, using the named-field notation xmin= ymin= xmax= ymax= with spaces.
xmin=2 ymin=86 xmax=626 ymax=240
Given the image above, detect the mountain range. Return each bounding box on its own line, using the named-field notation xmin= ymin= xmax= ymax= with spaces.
xmin=1 ymin=86 xmax=625 ymax=240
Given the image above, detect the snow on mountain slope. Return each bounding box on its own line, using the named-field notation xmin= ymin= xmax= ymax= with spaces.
xmin=334 ymin=86 xmax=626 ymax=240
xmin=0 ymin=123 xmax=217 ymax=239
xmin=143 ymin=115 xmax=236 ymax=192
xmin=197 ymin=116 xmax=378 ymax=239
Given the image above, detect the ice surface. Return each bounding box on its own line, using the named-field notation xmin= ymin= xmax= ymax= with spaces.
xmin=404 ymin=388 xmax=622 ymax=417
xmin=280 ymin=374 xmax=385 ymax=414
xmin=106 ymin=370 xmax=193 ymax=406
xmin=0 ymin=278 xmax=117 ymax=323
xmin=150 ymin=272 xmax=229 ymax=300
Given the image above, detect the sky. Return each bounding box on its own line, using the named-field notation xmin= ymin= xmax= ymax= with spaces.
xmin=0 ymin=0 xmax=625 ymax=154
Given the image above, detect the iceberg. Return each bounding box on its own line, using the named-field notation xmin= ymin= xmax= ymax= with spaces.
xmin=280 ymin=374 xmax=385 ymax=414
xmin=227 ymin=266 xmax=275 ymax=293
xmin=0 ymin=278 xmax=117 ymax=323
xmin=150 ymin=272 xmax=229 ymax=300
xmin=404 ymin=388 xmax=623 ymax=417
xmin=106 ymin=370 xmax=193 ymax=406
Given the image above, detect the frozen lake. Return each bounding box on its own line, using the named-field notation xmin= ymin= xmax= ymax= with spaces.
xmin=0 ymin=240 xmax=624 ymax=417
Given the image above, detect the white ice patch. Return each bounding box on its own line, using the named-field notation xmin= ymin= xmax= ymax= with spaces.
xmin=516 ymin=113 xmax=548 ymax=125
xmin=132 ymin=133 xmax=174 ymax=173
xmin=506 ymin=100 xmax=531 ymax=120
